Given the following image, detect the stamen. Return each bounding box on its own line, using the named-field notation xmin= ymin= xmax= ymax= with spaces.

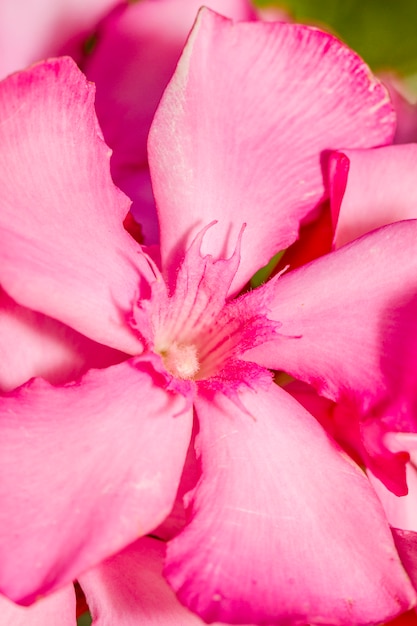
xmin=161 ymin=342 xmax=200 ymax=380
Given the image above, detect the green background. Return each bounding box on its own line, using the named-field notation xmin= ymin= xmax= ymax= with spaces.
xmin=258 ymin=0 xmax=417 ymax=78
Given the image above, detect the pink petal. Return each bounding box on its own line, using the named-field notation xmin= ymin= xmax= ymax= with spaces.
xmin=369 ymin=434 xmax=417 ymax=530
xmin=165 ymin=383 xmax=415 ymax=624
xmin=330 ymin=145 xmax=417 ymax=248
xmin=0 ymin=287 xmax=126 ymax=392
xmin=287 ymin=380 xmax=410 ymax=496
xmin=370 ymin=466 xmax=417 ymax=532
xmin=118 ymin=168 xmax=160 ymax=246
xmin=245 ymin=220 xmax=417 ymax=419
xmin=80 ymin=537 xmax=243 ymax=625
xmin=0 ymin=58 xmax=155 ymax=354
xmin=149 ymin=8 xmax=395 ymax=291
xmin=0 ymin=359 xmax=192 ymax=603
xmin=84 ymin=0 xmax=255 ymax=245
xmin=0 ymin=0 xmax=119 ymax=79
xmin=0 ymin=586 xmax=75 ymax=626
xmin=85 ymin=0 xmax=256 ymax=169
xmin=153 ymin=426 xmax=201 ymax=541
xmin=393 ymin=529 xmax=417 ymax=592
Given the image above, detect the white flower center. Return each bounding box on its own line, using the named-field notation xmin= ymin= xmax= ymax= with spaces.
xmin=161 ymin=342 xmax=200 ymax=380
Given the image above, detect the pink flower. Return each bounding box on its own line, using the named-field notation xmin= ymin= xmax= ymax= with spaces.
xmin=0 ymin=8 xmax=416 ymax=625
xmin=324 ymin=143 xmax=417 ymax=494
xmin=0 ymin=0 xmax=257 ymax=393
xmin=0 ymin=537 xmax=238 ymax=626
xmin=287 ymin=135 xmax=417 ymax=618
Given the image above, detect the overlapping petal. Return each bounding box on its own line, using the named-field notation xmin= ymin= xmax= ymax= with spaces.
xmin=393 ymin=529 xmax=417 ymax=593
xmin=369 ymin=434 xmax=417 ymax=530
xmin=0 ymin=0 xmax=119 ymax=79
xmin=149 ymin=8 xmax=395 ymax=291
xmin=80 ymin=537 xmax=244 ymax=625
xmin=166 ymin=383 xmax=415 ymax=624
xmin=0 ymin=586 xmax=75 ymax=626
xmin=245 ymin=220 xmax=417 ymax=420
xmin=0 ymin=359 xmax=193 ymax=604
xmin=370 ymin=466 xmax=417 ymax=532
xmin=329 ymin=145 xmax=417 ymax=248
xmin=83 ymin=0 xmax=255 ymax=245
xmin=84 ymin=0 xmax=256 ymax=169
xmin=0 ymin=288 xmax=126 ymax=392
xmin=0 ymin=57 xmax=155 ymax=354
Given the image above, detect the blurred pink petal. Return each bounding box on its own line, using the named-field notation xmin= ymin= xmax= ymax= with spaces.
xmin=150 ymin=9 xmax=395 ymax=292
xmin=369 ymin=434 xmax=417 ymax=531
xmin=393 ymin=529 xmax=417 ymax=594
xmin=0 ymin=360 xmax=192 ymax=603
xmin=0 ymin=288 xmax=126 ymax=392
xmin=153 ymin=426 xmax=200 ymax=542
xmin=85 ymin=0 xmax=255 ymax=169
xmin=165 ymin=383 xmax=415 ymax=624
xmin=0 ymin=586 xmax=75 ymax=625
xmin=84 ymin=0 xmax=256 ymax=244
xmin=330 ymin=145 xmax=417 ymax=247
xmin=0 ymin=57 xmax=154 ymax=353
xmin=117 ymin=167 xmax=160 ymax=246
xmin=330 ymin=144 xmax=417 ymax=247
xmin=80 ymin=536 xmax=248 ymax=625
xmin=287 ymin=380 xmax=411 ymax=496
xmin=0 ymin=0 xmax=119 ymax=78
xmin=370 ymin=465 xmax=417 ymax=532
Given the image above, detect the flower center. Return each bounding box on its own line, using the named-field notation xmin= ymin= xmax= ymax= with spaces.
xmin=160 ymin=342 xmax=200 ymax=380
xmin=132 ymin=224 xmax=279 ymax=388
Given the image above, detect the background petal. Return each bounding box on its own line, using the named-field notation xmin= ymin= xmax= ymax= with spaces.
xmin=369 ymin=434 xmax=417 ymax=530
xmin=330 ymin=145 xmax=417 ymax=248
xmin=165 ymin=384 xmax=415 ymax=624
xmin=0 ymin=586 xmax=75 ymax=626
xmin=0 ymin=359 xmax=192 ymax=603
xmin=0 ymin=0 xmax=119 ymax=79
xmin=80 ymin=537 xmax=247 ymax=625
xmin=245 ymin=220 xmax=417 ymax=420
xmin=149 ymin=8 xmax=395 ymax=291
xmin=0 ymin=287 xmax=126 ymax=392
xmin=0 ymin=57 xmax=154 ymax=354
xmin=84 ymin=0 xmax=255 ymax=170
xmin=84 ymin=0 xmax=255 ymax=245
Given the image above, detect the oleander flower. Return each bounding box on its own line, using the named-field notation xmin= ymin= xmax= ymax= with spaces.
xmin=326 ymin=143 xmax=417 ymax=494
xmin=1 ymin=8 xmax=417 ymax=625
xmin=0 ymin=0 xmax=258 ymax=394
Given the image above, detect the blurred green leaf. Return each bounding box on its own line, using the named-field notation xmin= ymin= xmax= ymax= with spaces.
xmin=77 ymin=612 xmax=92 ymax=626
xmin=255 ymin=0 xmax=417 ymax=75
xmin=250 ymin=250 xmax=285 ymax=288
